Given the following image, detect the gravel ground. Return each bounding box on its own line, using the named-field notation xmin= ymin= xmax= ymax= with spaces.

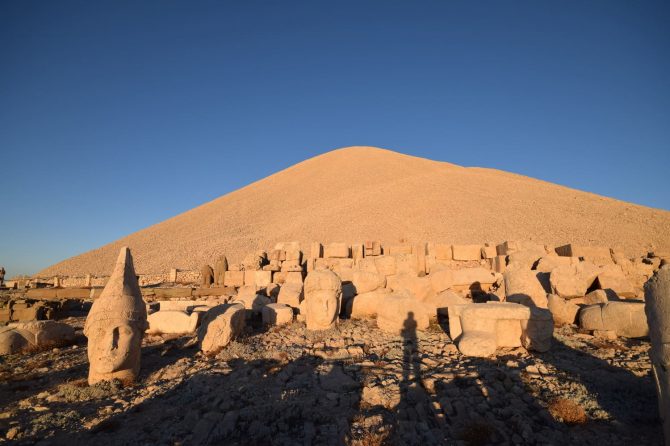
xmin=0 ymin=317 xmax=663 ymax=445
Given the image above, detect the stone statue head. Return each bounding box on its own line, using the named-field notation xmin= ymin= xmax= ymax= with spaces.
xmin=304 ymin=270 xmax=342 ymax=331
xmin=84 ymin=247 xmax=147 ymax=385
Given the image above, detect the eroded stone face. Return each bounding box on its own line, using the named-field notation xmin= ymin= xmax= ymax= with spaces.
xmin=86 ymin=320 xmax=142 ymax=377
xmin=84 ymin=247 xmax=147 ymax=385
xmin=304 ymin=270 xmax=341 ymax=331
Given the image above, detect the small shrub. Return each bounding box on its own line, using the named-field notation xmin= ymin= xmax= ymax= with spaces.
xmin=548 ymin=398 xmax=587 ymax=425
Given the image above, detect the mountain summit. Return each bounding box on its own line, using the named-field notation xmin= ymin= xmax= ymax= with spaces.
xmin=39 ymin=146 xmax=670 ymax=275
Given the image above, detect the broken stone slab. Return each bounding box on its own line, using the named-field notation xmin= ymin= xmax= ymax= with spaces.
xmin=277 ymin=283 xmax=303 ymax=308
xmin=0 ymin=321 xmax=76 ymax=355
xmin=200 ymin=264 xmax=214 ymax=288
xmin=431 ymin=243 xmax=451 ymax=261
xmin=387 ymin=274 xmax=434 ymax=302
xmin=452 ymin=245 xmax=482 ymax=261
xmin=345 ymin=289 xmax=392 ymax=319
xmin=262 ymin=303 xmax=294 ymax=326
xmin=423 ymin=289 xmax=469 ymax=317
xmin=595 ymin=268 xmax=636 ymax=298
xmin=231 ymin=288 xmax=270 ymax=316
xmin=579 ymin=301 xmax=648 ymax=338
xmin=429 ymin=269 xmax=453 ymax=294
xmin=547 ymin=294 xmax=580 ymax=325
xmin=451 ymin=268 xmax=500 ymax=294
xmin=198 ymin=303 xmax=246 ymax=353
xmin=481 ymin=244 xmax=497 ymax=259
xmin=352 ymin=270 xmax=386 ymax=294
xmin=504 ymin=270 xmax=548 ymax=308
xmin=374 ymin=256 xmax=397 ymax=276
xmin=147 ymin=310 xmax=199 ymax=335
xmin=376 ymin=294 xmax=431 ymax=334
xmin=549 ymin=262 xmax=600 ymax=299
xmin=323 ymin=243 xmax=350 ymax=259
xmin=223 ymin=271 xmax=245 ymax=288
xmin=555 ymin=244 xmax=613 ymax=265
xmin=448 ymin=302 xmax=552 ymax=357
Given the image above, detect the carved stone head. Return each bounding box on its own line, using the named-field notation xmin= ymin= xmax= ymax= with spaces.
xmin=84 ymin=247 xmax=147 ymax=385
xmin=304 ymin=270 xmax=341 ymax=331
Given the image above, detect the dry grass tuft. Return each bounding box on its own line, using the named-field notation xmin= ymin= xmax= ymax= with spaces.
xmin=548 ymin=398 xmax=588 ymax=425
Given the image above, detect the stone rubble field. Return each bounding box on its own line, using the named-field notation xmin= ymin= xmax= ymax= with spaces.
xmin=0 ymin=315 xmax=662 ymax=445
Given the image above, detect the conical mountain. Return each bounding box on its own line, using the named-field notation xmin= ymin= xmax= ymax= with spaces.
xmin=39 ymin=146 xmax=670 ymax=276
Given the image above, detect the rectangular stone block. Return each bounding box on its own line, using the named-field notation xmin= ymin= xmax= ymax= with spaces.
xmin=193 ymin=287 xmax=236 ymax=297
xmin=310 ymin=242 xmax=322 ymax=259
xmin=324 ymin=243 xmax=350 ymax=258
xmin=452 ymin=245 xmax=482 ymax=261
xmin=224 ymin=271 xmax=245 ymax=287
xmin=555 ymin=244 xmax=613 ymax=264
xmin=352 ymin=243 xmax=364 ymax=261
xmin=481 ymin=245 xmax=497 ymax=259
xmin=284 ymin=271 xmax=304 ymax=285
xmin=285 ymin=249 xmax=302 ymax=262
xmin=385 ymin=244 xmax=413 ymax=256
xmin=434 ymin=244 xmax=452 ymax=261
xmin=255 ymin=270 xmax=273 ymax=288
xmin=364 ymin=240 xmax=382 ymax=256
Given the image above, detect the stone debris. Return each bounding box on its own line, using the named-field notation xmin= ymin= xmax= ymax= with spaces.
xmin=147 ymin=311 xmax=199 ymax=335
xmin=579 ymin=302 xmax=648 ymax=338
xmin=262 ymin=303 xmax=294 ymax=326
xmin=0 ymin=320 xmax=75 ymax=355
xmin=197 ymin=303 xmax=245 ymax=353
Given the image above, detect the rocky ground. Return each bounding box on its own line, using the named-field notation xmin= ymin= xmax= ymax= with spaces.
xmin=0 ymin=316 xmax=663 ymax=445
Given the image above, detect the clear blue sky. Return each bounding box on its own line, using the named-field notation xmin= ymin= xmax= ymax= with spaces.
xmin=1 ymin=1 xmax=669 ymax=277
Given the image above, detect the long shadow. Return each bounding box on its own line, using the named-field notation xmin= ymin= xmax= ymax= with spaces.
xmin=539 ymin=337 xmax=660 ymax=429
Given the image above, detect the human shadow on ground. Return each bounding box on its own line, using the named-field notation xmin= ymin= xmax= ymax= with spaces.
xmin=46 ymin=350 xmax=365 ymax=446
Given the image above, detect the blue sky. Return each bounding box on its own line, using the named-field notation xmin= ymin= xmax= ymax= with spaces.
xmin=1 ymin=1 xmax=668 ymax=276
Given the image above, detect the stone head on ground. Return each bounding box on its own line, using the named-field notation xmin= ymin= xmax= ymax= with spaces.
xmin=84 ymin=247 xmax=148 ymax=385
xmin=304 ymin=270 xmax=342 ymax=331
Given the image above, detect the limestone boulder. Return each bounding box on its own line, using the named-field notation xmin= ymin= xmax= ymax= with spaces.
xmin=346 ymin=289 xmax=392 ymax=319
xmin=595 ymin=270 xmax=636 ymax=298
xmin=376 ymin=294 xmax=431 ymax=334
xmin=232 ymin=288 xmax=271 ymax=315
xmin=550 ymin=262 xmax=600 ymax=298
xmin=451 ymin=268 xmax=500 ymax=294
xmin=198 ymin=303 xmax=246 ymax=353
xmin=454 ymin=303 xmax=530 ymax=357
xmin=429 ymin=269 xmax=453 ymax=293
xmin=277 ymin=283 xmax=303 ymax=308
xmin=389 ymin=274 xmax=434 ymax=302
xmin=582 ymin=289 xmax=610 ymax=305
xmin=262 ymin=303 xmax=294 ymax=326
xmin=0 ymin=321 xmax=76 ymax=355
xmin=521 ymin=307 xmax=553 ymax=352
xmin=374 ymin=256 xmax=397 ymax=277
xmin=352 ymin=270 xmax=386 ymax=294
xmin=423 ymin=290 xmax=469 ymax=317
xmin=147 ymin=311 xmax=199 ymax=335
xmin=547 ymin=294 xmax=579 ymax=325
xmin=579 ymin=301 xmax=648 ymax=338
xmin=324 ymin=243 xmax=350 ymax=258
xmin=504 ymin=270 xmax=548 ymax=308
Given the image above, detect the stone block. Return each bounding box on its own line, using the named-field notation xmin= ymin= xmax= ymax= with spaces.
xmin=277 ymin=283 xmax=304 ymax=308
xmin=504 ymin=270 xmax=548 ymax=308
xmin=376 ymin=294 xmax=431 ymax=334
xmin=364 ymin=240 xmax=382 ymax=256
xmin=481 ymin=245 xmax=497 ymax=259
xmin=224 ymin=271 xmax=245 ymax=288
xmin=345 ymin=289 xmax=392 ymax=319
xmin=547 ymin=294 xmax=580 ymax=325
xmin=549 ymin=262 xmax=600 ymax=298
xmin=323 ymin=243 xmax=350 ymax=258
xmin=262 ymin=303 xmax=294 ymax=326
xmin=452 ymin=245 xmax=482 ymax=261
xmin=385 ymin=244 xmax=413 ymax=256
xmin=147 ymin=310 xmax=199 ymax=335
xmin=579 ymin=301 xmax=648 ymax=338
xmin=434 ymin=244 xmax=452 ymax=261
xmin=197 ymin=303 xmax=245 ymax=353
xmin=555 ymin=244 xmax=613 ymax=264
xmin=352 ymin=271 xmax=386 ymax=294
xmin=430 ymin=269 xmax=454 ymax=293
